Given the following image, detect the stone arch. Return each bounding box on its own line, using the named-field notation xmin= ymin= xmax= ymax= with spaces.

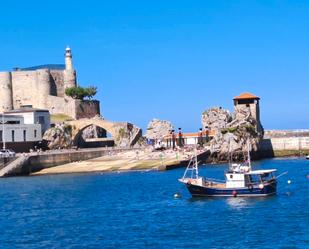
xmin=67 ymin=118 xmax=142 ymax=148
xmin=68 ymin=119 xmax=119 ymax=147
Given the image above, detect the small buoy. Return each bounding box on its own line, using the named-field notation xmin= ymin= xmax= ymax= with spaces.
xmin=232 ymin=190 xmax=237 ymax=197
xmin=259 ymin=184 xmax=264 ymax=189
xmin=287 ymin=180 xmax=291 ymax=184
xmin=174 ymin=193 xmax=181 ymax=198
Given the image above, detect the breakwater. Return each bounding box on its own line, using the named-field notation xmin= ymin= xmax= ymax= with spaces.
xmin=259 ymin=130 xmax=309 ymax=157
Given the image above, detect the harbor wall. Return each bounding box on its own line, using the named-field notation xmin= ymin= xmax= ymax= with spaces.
xmin=13 ymin=148 xmax=138 ymax=175
xmin=259 ymin=131 xmax=309 ymax=157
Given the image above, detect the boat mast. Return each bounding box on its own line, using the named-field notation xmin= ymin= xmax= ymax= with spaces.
xmin=247 ymin=139 xmax=252 ymax=169
xmin=182 ymin=146 xmax=199 ymax=179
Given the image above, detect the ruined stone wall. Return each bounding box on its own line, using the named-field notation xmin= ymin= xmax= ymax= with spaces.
xmin=74 ymin=100 xmax=100 ymax=119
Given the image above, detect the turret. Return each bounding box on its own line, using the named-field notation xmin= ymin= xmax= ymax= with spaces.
xmin=0 ymin=72 xmax=13 ymax=112
xmin=36 ymin=69 xmax=51 ymax=108
xmin=64 ymin=46 xmax=77 ymax=90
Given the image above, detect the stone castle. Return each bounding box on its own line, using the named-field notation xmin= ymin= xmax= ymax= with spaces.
xmin=0 ymin=47 xmax=100 ymax=119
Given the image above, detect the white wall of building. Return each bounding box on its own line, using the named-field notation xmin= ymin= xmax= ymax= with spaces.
xmin=0 ymin=124 xmax=42 ymax=143
xmin=5 ymin=110 xmax=50 ymax=134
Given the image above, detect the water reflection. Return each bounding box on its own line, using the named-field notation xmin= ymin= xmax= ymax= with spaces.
xmin=226 ymin=197 xmax=250 ymax=210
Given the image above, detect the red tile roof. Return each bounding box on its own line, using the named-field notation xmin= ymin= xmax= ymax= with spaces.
xmin=233 ymin=92 xmax=260 ymax=100
xmin=163 ymin=130 xmax=215 ymax=139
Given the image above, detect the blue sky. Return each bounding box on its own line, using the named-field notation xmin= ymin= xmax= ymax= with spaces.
xmin=0 ymin=1 xmax=308 ymax=131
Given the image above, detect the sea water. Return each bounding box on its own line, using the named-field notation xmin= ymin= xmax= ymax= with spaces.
xmin=0 ymin=158 xmax=308 ymax=249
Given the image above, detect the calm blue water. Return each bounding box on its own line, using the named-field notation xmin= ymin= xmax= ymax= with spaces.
xmin=0 ymin=158 xmax=309 ymax=249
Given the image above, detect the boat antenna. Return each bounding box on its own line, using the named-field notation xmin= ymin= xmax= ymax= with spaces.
xmin=247 ymin=139 xmax=252 ymax=169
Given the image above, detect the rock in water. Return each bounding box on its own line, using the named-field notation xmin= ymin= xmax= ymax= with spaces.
xmin=43 ymin=124 xmax=73 ymax=149
xmin=145 ymin=119 xmax=174 ymax=140
xmin=202 ymin=105 xmax=263 ymax=161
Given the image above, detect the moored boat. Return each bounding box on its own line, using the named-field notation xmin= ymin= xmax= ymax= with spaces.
xmin=179 ymin=148 xmax=278 ymax=197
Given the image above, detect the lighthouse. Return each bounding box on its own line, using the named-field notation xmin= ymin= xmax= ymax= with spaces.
xmin=65 ymin=46 xmax=73 ymax=70
xmin=64 ymin=46 xmax=77 ymax=89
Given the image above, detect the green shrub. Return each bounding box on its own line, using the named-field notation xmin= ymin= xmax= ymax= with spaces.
xmin=65 ymin=86 xmax=97 ymax=100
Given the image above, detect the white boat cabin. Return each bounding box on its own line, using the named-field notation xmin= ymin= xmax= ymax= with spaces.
xmin=225 ymin=169 xmax=277 ymax=188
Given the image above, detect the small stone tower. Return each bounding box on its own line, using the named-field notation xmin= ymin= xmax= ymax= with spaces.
xmin=64 ymin=46 xmax=77 ymax=90
xmin=233 ymin=92 xmax=263 ymax=133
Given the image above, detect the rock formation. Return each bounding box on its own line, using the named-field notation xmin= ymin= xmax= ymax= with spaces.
xmin=202 ymin=105 xmax=263 ymax=161
xmin=43 ymin=124 xmax=73 ymax=149
xmin=145 ymin=119 xmax=174 ymax=140
xmin=81 ymin=125 xmax=106 ymax=139
xmin=114 ymin=123 xmax=142 ymax=148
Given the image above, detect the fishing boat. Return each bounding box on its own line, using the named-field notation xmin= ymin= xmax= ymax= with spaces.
xmin=306 ymin=155 xmax=309 ymax=160
xmin=179 ymin=147 xmax=278 ymax=197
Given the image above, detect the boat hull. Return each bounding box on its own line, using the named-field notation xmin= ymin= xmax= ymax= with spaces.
xmin=186 ymin=181 xmax=277 ymax=197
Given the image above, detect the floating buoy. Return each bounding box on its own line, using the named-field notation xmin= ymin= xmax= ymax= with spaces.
xmin=287 ymin=180 xmax=291 ymax=184
xmin=174 ymin=193 xmax=181 ymax=199
xmin=232 ymin=190 xmax=237 ymax=197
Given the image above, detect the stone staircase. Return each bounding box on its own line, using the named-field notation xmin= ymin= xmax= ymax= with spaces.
xmin=0 ymin=156 xmax=29 ymax=177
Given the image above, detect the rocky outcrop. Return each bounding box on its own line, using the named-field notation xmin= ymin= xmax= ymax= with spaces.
xmin=43 ymin=124 xmax=73 ymax=149
xmin=202 ymin=105 xmax=263 ymax=161
xmin=114 ymin=123 xmax=142 ymax=148
xmin=202 ymin=107 xmax=232 ymax=130
xmin=145 ymin=119 xmax=174 ymax=140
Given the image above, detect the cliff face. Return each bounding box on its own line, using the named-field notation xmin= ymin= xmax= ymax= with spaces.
xmin=202 ymin=105 xmax=262 ymax=161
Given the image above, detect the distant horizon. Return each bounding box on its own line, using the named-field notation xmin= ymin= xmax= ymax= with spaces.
xmin=0 ymin=1 xmax=308 ymax=131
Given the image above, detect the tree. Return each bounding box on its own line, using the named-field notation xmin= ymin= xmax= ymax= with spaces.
xmin=65 ymin=86 xmax=98 ymax=100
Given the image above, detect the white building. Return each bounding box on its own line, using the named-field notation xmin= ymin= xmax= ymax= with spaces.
xmin=0 ymin=114 xmax=42 ymax=152
xmin=5 ymin=107 xmax=50 ymax=134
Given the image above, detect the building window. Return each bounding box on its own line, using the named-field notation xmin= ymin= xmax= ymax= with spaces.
xmin=0 ymin=130 xmax=2 ymax=142
xmin=12 ymin=130 xmax=15 ymax=142
xmin=23 ymin=130 xmax=26 ymax=142
xmin=38 ymin=116 xmax=45 ymax=124
xmin=34 ymin=130 xmax=37 ymax=138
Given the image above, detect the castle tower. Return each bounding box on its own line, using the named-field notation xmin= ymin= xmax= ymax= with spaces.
xmin=64 ymin=46 xmax=77 ymax=90
xmin=36 ymin=69 xmax=51 ymax=108
xmin=0 ymin=72 xmax=13 ymax=112
xmin=233 ymin=92 xmax=263 ymax=133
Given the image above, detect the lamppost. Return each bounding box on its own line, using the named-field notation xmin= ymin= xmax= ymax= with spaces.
xmin=178 ymin=127 xmax=183 ymax=147
xmin=205 ymin=126 xmax=210 ymax=144
xmin=172 ymin=129 xmax=176 ymax=150
xmin=198 ymin=128 xmax=203 ymax=147
xmin=1 ymin=108 xmax=6 ymax=150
